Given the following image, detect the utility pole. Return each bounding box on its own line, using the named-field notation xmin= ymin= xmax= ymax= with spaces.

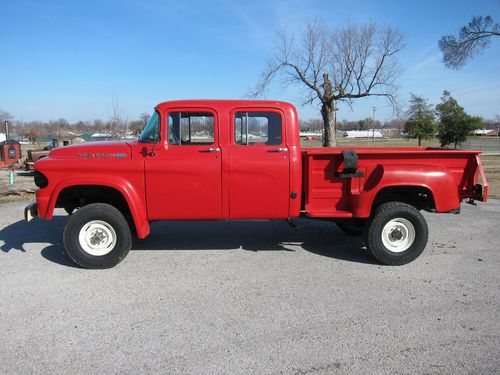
xmin=372 ymin=107 xmax=376 ymax=141
xmin=480 ymin=122 xmax=485 ymax=150
xmin=4 ymin=120 xmax=11 ymax=141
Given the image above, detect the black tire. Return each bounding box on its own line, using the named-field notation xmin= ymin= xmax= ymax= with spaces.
xmin=63 ymin=203 xmax=131 ymax=269
xmin=364 ymin=202 xmax=428 ymax=266
xmin=335 ymin=219 xmax=366 ymax=236
xmin=64 ymin=206 xmax=76 ymax=215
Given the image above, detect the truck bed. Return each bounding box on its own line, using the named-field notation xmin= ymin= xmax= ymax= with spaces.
xmin=302 ymin=147 xmax=487 ymax=219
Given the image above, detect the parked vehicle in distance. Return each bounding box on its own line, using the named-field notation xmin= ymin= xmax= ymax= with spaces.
xmin=24 ymin=139 xmax=72 ymax=171
xmin=25 ymin=100 xmax=488 ymax=268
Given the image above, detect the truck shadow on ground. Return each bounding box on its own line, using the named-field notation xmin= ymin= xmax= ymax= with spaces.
xmin=0 ymin=216 xmax=377 ymax=267
xmin=134 ymin=219 xmax=377 ymax=264
xmin=0 ymin=216 xmax=79 ymax=267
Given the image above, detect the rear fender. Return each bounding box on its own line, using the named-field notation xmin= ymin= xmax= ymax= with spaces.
xmin=356 ymin=164 xmax=459 ymax=217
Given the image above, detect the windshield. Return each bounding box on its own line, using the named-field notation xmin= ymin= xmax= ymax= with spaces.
xmin=139 ymin=111 xmax=160 ymax=143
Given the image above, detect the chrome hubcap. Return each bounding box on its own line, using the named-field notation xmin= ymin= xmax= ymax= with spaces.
xmin=78 ymin=220 xmax=117 ymax=256
xmin=381 ymin=218 xmax=415 ymax=253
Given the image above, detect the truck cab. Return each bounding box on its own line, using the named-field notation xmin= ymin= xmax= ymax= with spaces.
xmin=138 ymin=100 xmax=302 ymax=221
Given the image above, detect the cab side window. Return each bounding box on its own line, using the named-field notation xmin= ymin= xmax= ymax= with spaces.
xmin=234 ymin=112 xmax=282 ymax=146
xmin=168 ymin=112 xmax=215 ymax=145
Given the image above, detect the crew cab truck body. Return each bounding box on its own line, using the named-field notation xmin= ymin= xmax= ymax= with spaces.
xmin=25 ymin=100 xmax=488 ymax=268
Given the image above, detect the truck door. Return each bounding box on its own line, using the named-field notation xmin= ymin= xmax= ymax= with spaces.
xmin=228 ymin=109 xmax=290 ymax=218
xmin=145 ymin=109 xmax=222 ymax=220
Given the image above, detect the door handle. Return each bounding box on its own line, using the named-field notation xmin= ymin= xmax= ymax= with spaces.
xmin=268 ymin=147 xmax=288 ymax=152
xmin=200 ymin=147 xmax=221 ymax=153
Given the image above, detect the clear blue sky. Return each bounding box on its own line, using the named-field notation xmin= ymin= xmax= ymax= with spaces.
xmin=1 ymin=0 xmax=499 ymax=123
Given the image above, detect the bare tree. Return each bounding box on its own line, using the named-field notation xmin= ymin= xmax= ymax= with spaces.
xmin=109 ymin=96 xmax=128 ymax=135
xmin=22 ymin=121 xmax=47 ymax=142
xmin=72 ymin=120 xmax=90 ymax=133
xmin=384 ymin=118 xmax=405 ymax=137
xmin=300 ymin=118 xmax=323 ymax=132
xmin=0 ymin=109 xmax=13 ymax=126
xmin=251 ymin=20 xmax=405 ymax=146
xmin=139 ymin=112 xmax=150 ymax=124
xmin=128 ymin=120 xmax=144 ymax=136
xmin=439 ymin=16 xmax=499 ymax=69
xmin=46 ymin=118 xmax=70 ymax=138
xmin=92 ymin=119 xmax=106 ymax=132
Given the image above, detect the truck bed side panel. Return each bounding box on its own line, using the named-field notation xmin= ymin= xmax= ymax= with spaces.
xmin=302 ymin=147 xmax=484 ymax=218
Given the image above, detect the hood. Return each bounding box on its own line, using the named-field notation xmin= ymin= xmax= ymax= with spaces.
xmin=47 ymin=141 xmax=132 ymax=160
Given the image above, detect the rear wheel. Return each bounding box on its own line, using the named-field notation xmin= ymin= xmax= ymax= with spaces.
xmin=63 ymin=203 xmax=131 ymax=269
xmin=364 ymin=202 xmax=428 ymax=265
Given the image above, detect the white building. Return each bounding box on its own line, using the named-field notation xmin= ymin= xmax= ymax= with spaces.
xmin=0 ymin=132 xmax=5 ymax=142
xmin=342 ymin=130 xmax=383 ymax=138
xmin=473 ymin=129 xmax=496 ymax=136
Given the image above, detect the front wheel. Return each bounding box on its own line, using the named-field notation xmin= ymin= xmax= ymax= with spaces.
xmin=63 ymin=203 xmax=132 ymax=269
xmin=364 ymin=202 xmax=428 ymax=265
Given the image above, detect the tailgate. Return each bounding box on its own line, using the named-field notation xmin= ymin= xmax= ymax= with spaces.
xmin=473 ymin=154 xmax=488 ymax=202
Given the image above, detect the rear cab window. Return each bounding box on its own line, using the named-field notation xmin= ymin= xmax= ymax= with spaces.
xmin=233 ymin=111 xmax=283 ymax=146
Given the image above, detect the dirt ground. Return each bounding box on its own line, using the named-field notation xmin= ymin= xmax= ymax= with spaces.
xmin=0 ymin=169 xmax=36 ymax=204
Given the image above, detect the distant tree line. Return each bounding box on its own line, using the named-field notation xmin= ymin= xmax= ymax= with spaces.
xmin=0 ymin=110 xmax=150 ymax=142
xmin=301 ymin=90 xmax=495 ymax=148
xmin=1 ymin=95 xmax=497 ymax=147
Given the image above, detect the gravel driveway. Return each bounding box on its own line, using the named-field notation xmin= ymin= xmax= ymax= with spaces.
xmin=0 ymin=200 xmax=499 ymax=374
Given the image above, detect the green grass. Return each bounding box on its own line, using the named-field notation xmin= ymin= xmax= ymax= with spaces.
xmin=301 ymin=137 xmax=451 ymax=148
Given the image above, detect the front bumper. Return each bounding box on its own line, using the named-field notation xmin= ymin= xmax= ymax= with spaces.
xmin=24 ymin=202 xmax=38 ymax=222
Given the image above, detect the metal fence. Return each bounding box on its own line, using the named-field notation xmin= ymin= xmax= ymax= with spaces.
xmin=458 ymin=137 xmax=500 ymax=154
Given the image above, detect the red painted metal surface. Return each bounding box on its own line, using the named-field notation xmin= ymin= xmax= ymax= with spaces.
xmin=0 ymin=140 xmax=22 ymax=167
xmin=227 ymin=106 xmax=290 ymax=219
xmin=35 ymin=141 xmax=150 ymax=238
xmin=33 ymin=99 xmax=487 ymax=237
xmin=144 ymin=105 xmax=222 ymax=220
xmin=302 ymin=147 xmax=486 ymax=218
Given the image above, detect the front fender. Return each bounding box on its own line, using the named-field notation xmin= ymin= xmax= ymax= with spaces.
xmin=354 ymin=164 xmax=460 ymax=217
xmin=38 ymin=176 xmax=150 ymax=239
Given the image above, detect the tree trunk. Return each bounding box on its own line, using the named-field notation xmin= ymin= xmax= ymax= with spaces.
xmin=418 ymin=137 xmax=421 ymax=146
xmin=321 ymin=103 xmax=336 ymax=147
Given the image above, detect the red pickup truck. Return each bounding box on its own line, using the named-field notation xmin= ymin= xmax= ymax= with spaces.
xmin=25 ymin=100 xmax=488 ymax=268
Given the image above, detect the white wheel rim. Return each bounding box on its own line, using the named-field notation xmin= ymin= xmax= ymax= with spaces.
xmin=381 ymin=218 xmax=415 ymax=253
xmin=78 ymin=220 xmax=117 ymax=256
